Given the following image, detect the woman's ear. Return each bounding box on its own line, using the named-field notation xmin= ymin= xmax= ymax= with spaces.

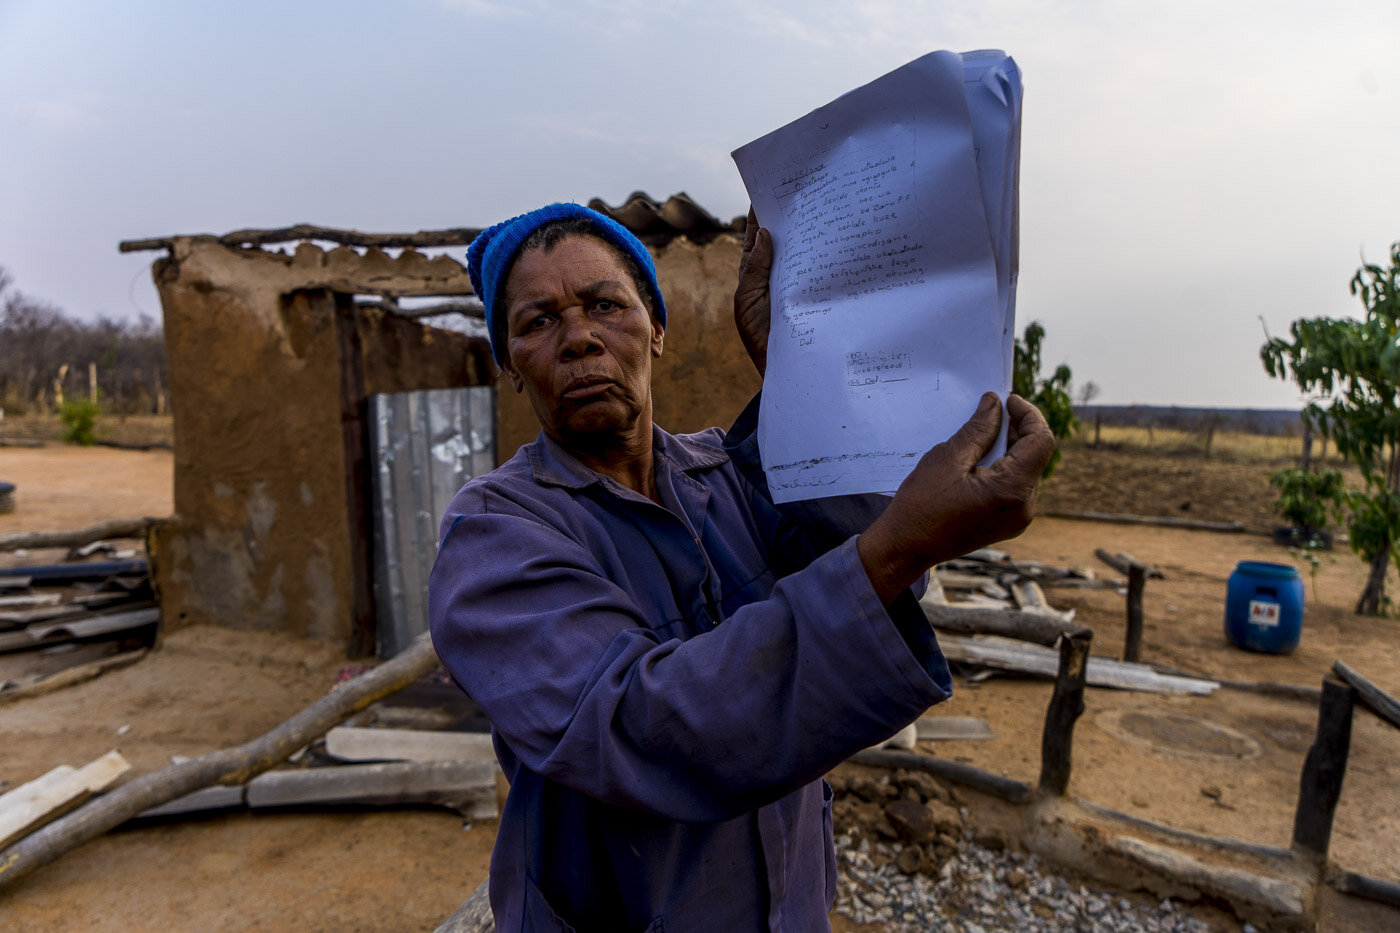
xmin=501 ymin=360 xmax=525 ymax=393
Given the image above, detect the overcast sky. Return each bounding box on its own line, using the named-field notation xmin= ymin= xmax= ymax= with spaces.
xmin=2 ymin=0 xmax=1397 ymax=408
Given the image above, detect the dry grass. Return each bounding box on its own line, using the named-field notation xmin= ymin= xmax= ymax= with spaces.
xmin=0 ymin=413 xmax=173 ymax=448
xmin=1064 ymin=424 xmax=1319 ymax=465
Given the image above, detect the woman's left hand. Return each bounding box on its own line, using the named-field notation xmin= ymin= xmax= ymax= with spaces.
xmin=734 ymin=206 xmax=772 ymax=378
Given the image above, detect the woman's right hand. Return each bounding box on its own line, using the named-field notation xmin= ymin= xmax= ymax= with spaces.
xmin=734 ymin=206 xmax=772 ymax=378
xmin=857 ymin=393 xmax=1057 ymax=605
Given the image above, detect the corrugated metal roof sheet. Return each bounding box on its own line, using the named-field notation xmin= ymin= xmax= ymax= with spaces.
xmin=588 ymin=192 xmax=744 ymax=245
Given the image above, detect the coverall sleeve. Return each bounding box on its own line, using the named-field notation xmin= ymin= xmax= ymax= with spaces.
xmin=429 ymin=397 xmax=950 ymax=824
xmin=431 ymin=509 xmax=949 ymax=823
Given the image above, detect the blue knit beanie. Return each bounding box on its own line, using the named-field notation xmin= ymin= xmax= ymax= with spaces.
xmin=466 ymin=203 xmax=667 ymax=365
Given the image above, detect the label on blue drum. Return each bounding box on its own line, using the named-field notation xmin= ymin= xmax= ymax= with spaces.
xmin=1248 ymin=599 xmax=1281 ymax=627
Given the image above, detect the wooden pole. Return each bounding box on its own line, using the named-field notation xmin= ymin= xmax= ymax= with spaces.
xmin=1331 ymin=660 xmax=1400 ymax=730
xmin=1038 ymin=631 xmax=1092 ymax=797
xmin=0 ymin=518 xmax=157 ymax=553
xmin=88 ymin=362 xmax=97 ymax=405
xmin=0 ymin=632 xmax=440 ymax=890
xmin=119 ymin=223 xmax=485 ymax=254
xmin=1291 ymin=676 xmax=1355 ymax=859
xmin=851 ymin=748 xmax=1032 ymax=804
xmin=1124 ymin=563 xmax=1146 ymax=663
xmin=1331 ymin=871 xmax=1400 ymax=910
xmin=332 ymin=292 xmax=376 ymax=658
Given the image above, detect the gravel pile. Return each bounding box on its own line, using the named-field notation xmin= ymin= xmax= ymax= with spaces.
xmin=833 ymin=831 xmax=1239 ymax=932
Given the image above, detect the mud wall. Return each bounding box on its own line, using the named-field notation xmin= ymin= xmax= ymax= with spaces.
xmin=149 ymin=238 xmax=490 ymax=652
xmin=495 ymin=233 xmax=761 ymax=457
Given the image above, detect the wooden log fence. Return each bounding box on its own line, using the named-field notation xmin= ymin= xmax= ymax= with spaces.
xmin=8 ymin=594 xmax=1400 ymax=921
xmin=1291 ymin=676 xmax=1354 ymax=859
xmin=1038 ymin=631 xmax=1093 ymax=796
xmin=1287 ymin=664 xmax=1400 ymax=909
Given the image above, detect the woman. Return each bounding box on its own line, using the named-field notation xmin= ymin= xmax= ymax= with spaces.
xmin=429 ymin=202 xmax=1054 ymax=932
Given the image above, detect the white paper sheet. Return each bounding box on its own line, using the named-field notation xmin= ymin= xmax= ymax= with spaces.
xmin=732 ymin=50 xmax=1022 ymax=503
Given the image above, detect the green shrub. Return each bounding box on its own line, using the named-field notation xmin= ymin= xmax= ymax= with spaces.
xmin=1269 ymin=467 xmax=1343 ymax=533
xmin=59 ymin=398 xmax=102 ymax=445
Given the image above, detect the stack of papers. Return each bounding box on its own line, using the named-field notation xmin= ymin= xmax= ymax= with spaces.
xmin=733 ymin=50 xmax=1022 ymax=503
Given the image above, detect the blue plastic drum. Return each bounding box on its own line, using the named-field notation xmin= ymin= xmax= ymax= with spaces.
xmin=1224 ymin=561 xmax=1304 ymax=654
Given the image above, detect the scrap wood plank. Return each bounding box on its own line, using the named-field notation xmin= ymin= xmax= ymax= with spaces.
xmin=914 ymin=715 xmax=994 ymax=741
xmin=0 ymin=751 xmax=131 ymax=850
xmin=950 ymin=593 xmax=1013 ymax=609
xmin=0 ymin=649 xmax=148 ymax=706
xmin=137 ymin=757 xmax=501 ymax=821
xmin=1011 ymin=579 xmax=1048 ymax=612
xmin=1011 ymin=580 xmax=1079 ymax=621
xmin=324 ymin=726 xmax=496 ymax=765
xmin=867 ymin=723 xmax=917 ymax=752
xmin=938 ymin=634 xmax=1219 ymax=695
xmin=944 ymin=555 xmax=1064 ymax=579
xmin=245 ymin=760 xmax=497 ymax=819
xmin=935 ymin=571 xmax=1010 ymax=600
xmin=1041 ymin=577 xmax=1125 ymax=591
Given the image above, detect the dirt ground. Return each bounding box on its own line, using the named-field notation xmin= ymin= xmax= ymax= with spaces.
xmin=2 ymin=431 xmax=1399 ymax=931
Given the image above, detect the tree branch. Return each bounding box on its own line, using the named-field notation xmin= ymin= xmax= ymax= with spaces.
xmin=119 ymin=225 xmax=484 ymax=254
xmin=0 ymin=518 xmax=158 ymax=553
xmin=0 ymin=633 xmax=440 ymax=890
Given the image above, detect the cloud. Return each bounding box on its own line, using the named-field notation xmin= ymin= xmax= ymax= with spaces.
xmin=437 ymin=0 xmax=532 ymax=20
xmin=11 ymin=97 xmax=101 ymax=133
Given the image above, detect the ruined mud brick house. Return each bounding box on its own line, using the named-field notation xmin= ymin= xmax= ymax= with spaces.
xmin=122 ymin=194 xmax=757 ymax=656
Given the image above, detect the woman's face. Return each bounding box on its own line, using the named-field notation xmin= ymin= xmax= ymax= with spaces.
xmin=501 ymin=234 xmax=664 ymax=450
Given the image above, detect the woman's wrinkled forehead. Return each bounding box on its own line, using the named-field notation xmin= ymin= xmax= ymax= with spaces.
xmin=504 ymin=229 xmax=653 ymax=313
